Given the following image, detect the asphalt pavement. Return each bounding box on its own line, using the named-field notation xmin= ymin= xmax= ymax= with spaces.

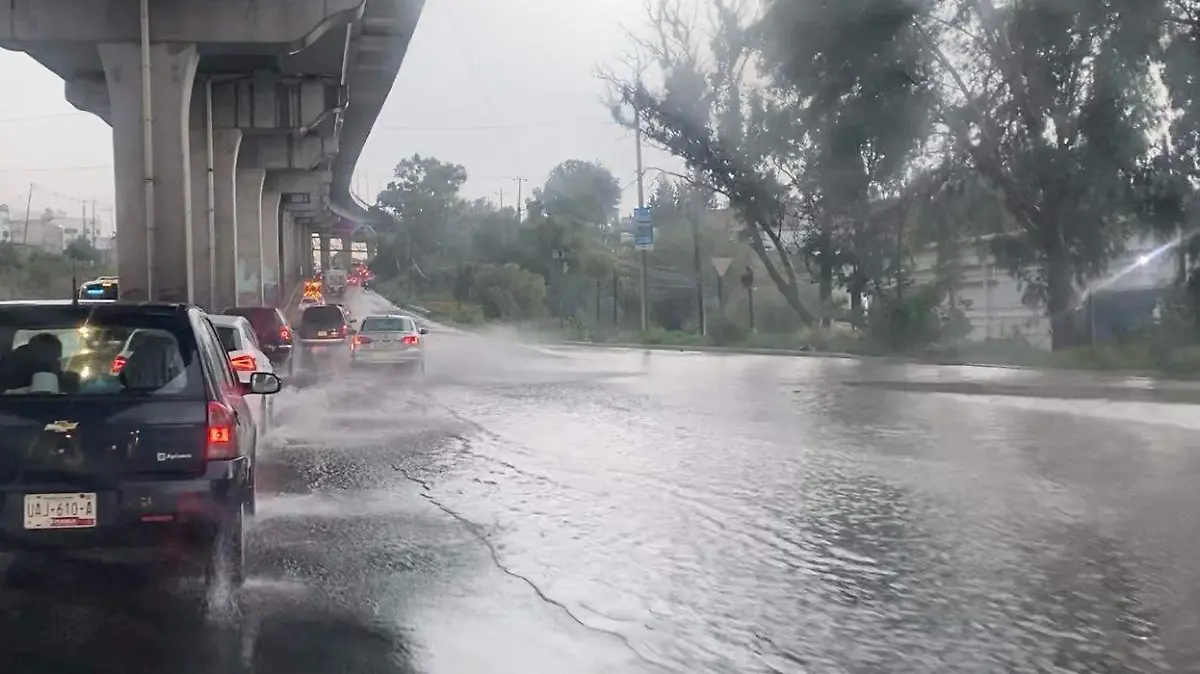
xmin=3 ymin=290 xmax=1200 ymax=673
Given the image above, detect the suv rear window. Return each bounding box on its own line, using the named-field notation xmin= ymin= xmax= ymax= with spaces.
xmin=223 ymin=307 xmax=280 ymax=332
xmin=360 ymin=317 xmax=415 ymax=333
xmin=214 ymin=326 xmax=242 ymax=352
xmin=301 ymin=306 xmax=345 ymax=328
xmin=0 ymin=306 xmax=202 ymax=397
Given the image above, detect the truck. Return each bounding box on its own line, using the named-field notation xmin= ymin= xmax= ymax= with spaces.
xmin=324 ymin=268 xmax=348 ymax=297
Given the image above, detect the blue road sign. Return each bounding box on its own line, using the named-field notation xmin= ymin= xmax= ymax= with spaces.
xmin=634 ymin=207 xmax=652 ymax=223
xmin=634 ymin=222 xmax=654 ymax=250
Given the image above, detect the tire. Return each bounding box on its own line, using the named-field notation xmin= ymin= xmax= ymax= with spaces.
xmin=204 ymin=502 xmax=246 ymax=590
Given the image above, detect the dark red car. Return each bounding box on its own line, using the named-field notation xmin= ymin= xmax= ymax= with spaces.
xmin=220 ymin=306 xmax=293 ymax=376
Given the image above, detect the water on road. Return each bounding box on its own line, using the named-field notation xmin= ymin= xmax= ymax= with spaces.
xmin=3 ymin=292 xmax=1200 ymax=674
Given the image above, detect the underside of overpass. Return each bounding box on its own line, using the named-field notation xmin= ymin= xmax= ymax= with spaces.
xmin=0 ymin=0 xmax=422 ymax=308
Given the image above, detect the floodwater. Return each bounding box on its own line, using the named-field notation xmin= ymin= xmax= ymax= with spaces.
xmin=3 ymin=290 xmax=1199 ymax=674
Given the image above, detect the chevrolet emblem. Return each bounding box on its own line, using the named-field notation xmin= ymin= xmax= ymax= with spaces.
xmin=44 ymin=420 xmax=79 ymax=433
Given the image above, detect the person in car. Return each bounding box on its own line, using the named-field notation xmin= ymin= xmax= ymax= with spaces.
xmin=0 ymin=333 xmax=79 ymax=393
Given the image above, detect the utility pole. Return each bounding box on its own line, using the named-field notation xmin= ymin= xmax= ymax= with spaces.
xmin=635 ymin=91 xmax=648 ymax=332
xmin=689 ymin=199 xmax=705 ymax=335
xmin=496 ymin=187 xmax=505 ymax=210
xmin=513 ymin=177 xmax=527 ymax=221
xmin=22 ymin=183 xmax=34 ymax=246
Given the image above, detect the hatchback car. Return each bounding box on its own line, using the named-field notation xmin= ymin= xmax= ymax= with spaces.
xmin=209 ymin=314 xmax=277 ymax=434
xmin=351 ymin=314 xmax=427 ymax=375
xmin=0 ymin=301 xmax=281 ymax=588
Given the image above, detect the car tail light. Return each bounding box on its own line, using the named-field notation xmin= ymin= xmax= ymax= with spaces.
xmin=402 ymin=334 xmax=419 ymax=345
xmin=111 ymin=355 xmax=127 ymax=374
xmin=205 ymin=401 xmax=238 ymax=460
xmin=340 ymin=324 xmax=348 ymax=337
xmin=354 ymin=335 xmax=372 ymax=345
xmin=230 ymin=354 xmax=257 ymax=371
xmin=280 ymin=326 xmax=291 ymax=342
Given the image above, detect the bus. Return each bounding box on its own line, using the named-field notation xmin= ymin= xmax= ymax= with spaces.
xmin=78 ymin=277 xmax=119 ymax=300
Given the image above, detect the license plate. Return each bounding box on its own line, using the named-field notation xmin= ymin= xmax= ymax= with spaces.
xmin=317 ymin=330 xmax=330 ymax=337
xmin=24 ymin=493 xmax=97 ymax=529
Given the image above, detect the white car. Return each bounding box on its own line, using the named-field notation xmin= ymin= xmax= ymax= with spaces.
xmin=351 ymin=313 xmax=427 ymax=375
xmin=209 ymin=314 xmax=276 ymax=433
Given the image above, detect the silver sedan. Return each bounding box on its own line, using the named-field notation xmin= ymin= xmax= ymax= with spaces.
xmin=350 ymin=313 xmax=427 ymax=374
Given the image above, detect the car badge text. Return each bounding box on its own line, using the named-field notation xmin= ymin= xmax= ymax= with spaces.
xmin=44 ymin=420 xmax=79 ymax=433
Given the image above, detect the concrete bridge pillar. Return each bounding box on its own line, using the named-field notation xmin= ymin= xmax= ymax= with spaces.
xmin=319 ymin=233 xmax=331 ymax=272
xmin=235 ymin=168 xmax=265 ymax=305
xmin=99 ymin=42 xmax=198 ymax=301
xmin=261 ymin=188 xmax=282 ymax=306
xmin=189 ymin=106 xmax=241 ymax=310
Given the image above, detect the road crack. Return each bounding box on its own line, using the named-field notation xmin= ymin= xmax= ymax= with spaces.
xmin=395 ymin=466 xmax=674 ymax=673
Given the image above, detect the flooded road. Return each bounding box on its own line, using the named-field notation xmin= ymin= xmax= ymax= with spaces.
xmin=4 ymin=291 xmax=1200 ymax=673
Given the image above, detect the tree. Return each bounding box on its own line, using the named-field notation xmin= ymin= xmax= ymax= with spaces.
xmin=916 ymin=0 xmax=1164 ymax=349
xmin=604 ymin=0 xmax=819 ymax=325
xmin=372 ymin=154 xmax=468 ymax=287
xmin=539 ymin=160 xmax=622 ymax=226
xmin=611 ymin=0 xmax=1167 ymax=349
xmin=64 ymin=235 xmax=100 ymax=264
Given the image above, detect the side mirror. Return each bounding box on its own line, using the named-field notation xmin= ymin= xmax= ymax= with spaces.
xmin=247 ymin=371 xmax=282 ymax=395
xmin=418 ymin=327 xmax=429 ymax=335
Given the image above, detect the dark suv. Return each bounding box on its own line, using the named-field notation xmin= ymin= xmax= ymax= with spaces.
xmin=221 ymin=306 xmax=293 ymax=375
xmin=297 ymin=304 xmax=353 ymax=376
xmin=0 ymin=301 xmax=282 ymax=588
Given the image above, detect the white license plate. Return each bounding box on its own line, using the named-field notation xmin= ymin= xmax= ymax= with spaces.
xmin=317 ymin=330 xmax=330 ymax=337
xmin=23 ymin=493 xmax=98 ymax=529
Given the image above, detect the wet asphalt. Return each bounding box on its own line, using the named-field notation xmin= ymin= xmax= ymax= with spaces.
xmin=3 ymin=291 xmax=1200 ymax=674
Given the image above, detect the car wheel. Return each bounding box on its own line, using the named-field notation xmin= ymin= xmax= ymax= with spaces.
xmin=205 ymin=502 xmax=246 ymax=590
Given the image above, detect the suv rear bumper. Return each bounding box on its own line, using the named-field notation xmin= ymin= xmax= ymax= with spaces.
xmin=0 ymin=458 xmax=248 ymax=556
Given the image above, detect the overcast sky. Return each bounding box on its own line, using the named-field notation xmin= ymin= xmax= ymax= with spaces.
xmin=0 ymin=0 xmax=680 ymax=236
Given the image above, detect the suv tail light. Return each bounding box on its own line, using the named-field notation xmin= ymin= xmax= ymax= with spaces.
xmin=111 ymin=355 xmax=127 ymax=374
xmin=354 ymin=335 xmax=372 ymax=345
xmin=280 ymin=326 xmax=291 ymax=342
xmin=230 ymin=354 xmax=257 ymax=371
xmin=340 ymin=324 xmax=348 ymax=338
xmin=205 ymin=401 xmax=238 ymax=460
xmin=402 ymin=335 xmax=419 ymax=345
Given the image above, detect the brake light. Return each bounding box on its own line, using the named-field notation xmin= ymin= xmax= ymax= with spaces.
xmin=111 ymin=355 xmax=127 ymax=374
xmin=354 ymin=335 xmax=372 ymax=345
xmin=230 ymin=354 xmax=257 ymax=372
xmin=402 ymin=335 xmax=419 ymax=345
xmin=205 ymin=401 xmax=237 ymax=460
xmin=280 ymin=326 xmax=291 ymax=342
xmin=340 ymin=325 xmax=348 ymax=337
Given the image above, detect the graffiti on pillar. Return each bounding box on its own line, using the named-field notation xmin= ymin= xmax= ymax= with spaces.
xmin=236 ymin=258 xmax=263 ymax=305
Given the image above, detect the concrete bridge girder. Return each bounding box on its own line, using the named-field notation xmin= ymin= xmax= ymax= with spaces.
xmin=0 ymin=0 xmax=366 ymax=48
xmin=4 ymin=0 xmax=425 ymax=305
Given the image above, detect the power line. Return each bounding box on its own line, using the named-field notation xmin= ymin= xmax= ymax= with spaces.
xmin=0 ymin=111 xmax=90 ymax=124
xmin=0 ymin=165 xmax=112 ymax=173
xmin=382 ymin=116 xmax=613 ymax=132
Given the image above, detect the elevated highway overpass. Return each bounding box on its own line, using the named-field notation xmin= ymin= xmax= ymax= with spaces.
xmin=0 ymin=0 xmax=422 ymax=308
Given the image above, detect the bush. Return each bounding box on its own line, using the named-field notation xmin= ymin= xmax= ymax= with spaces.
xmin=706 ymin=316 xmax=745 ymax=346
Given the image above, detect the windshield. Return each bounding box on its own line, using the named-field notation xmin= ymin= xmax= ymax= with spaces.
xmin=359 ymin=317 xmax=414 ymax=333
xmin=0 ymin=306 xmax=200 ymax=396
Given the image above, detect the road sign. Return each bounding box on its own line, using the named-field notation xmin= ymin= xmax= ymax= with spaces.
xmin=711 ymin=257 xmax=733 ymax=276
xmin=634 ymin=207 xmax=652 ymax=223
xmin=634 ymin=223 xmax=654 ymax=250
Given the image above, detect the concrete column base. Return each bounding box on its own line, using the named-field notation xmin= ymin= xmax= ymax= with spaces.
xmin=261 ymin=188 xmax=282 ymax=306
xmin=235 ymin=168 xmax=265 ymax=305
xmin=100 ymin=42 xmax=198 ymax=302
xmin=189 ymin=118 xmax=241 ymax=310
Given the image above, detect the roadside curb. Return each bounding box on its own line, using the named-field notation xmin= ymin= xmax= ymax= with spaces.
xmin=537 ymin=340 xmax=1164 ymax=376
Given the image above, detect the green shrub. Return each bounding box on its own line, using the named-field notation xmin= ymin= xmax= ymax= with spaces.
xmin=706 ymin=316 xmax=745 ymax=346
